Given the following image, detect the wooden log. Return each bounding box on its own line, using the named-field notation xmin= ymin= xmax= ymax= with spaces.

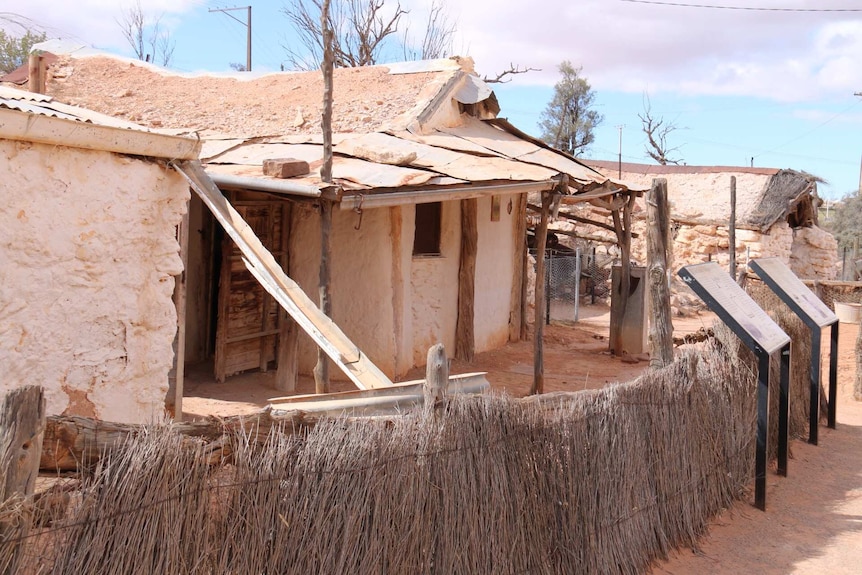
xmin=531 ymin=191 xmax=554 ymax=395
xmin=455 ymin=198 xmax=477 ymax=361
xmin=1 ymin=386 xmax=46 ymax=575
xmin=647 ymin=178 xmax=674 ymax=369
xmin=39 ymin=410 xmax=315 ymax=473
xmin=527 ymin=204 xmax=639 ymax=238
xmin=424 ymin=344 xmax=449 ymax=410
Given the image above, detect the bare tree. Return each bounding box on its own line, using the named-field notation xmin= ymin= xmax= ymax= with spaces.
xmin=282 ymin=0 xmax=406 ymax=70
xmin=640 ymin=94 xmax=682 ymax=165
xmin=400 ymin=0 xmax=455 ymax=60
xmin=116 ymin=0 xmax=175 ymax=67
xmin=483 ymin=63 xmax=540 ymax=84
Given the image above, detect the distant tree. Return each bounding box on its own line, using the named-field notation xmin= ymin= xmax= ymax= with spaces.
xmin=822 ymin=191 xmax=862 ymax=254
xmin=281 ymin=0 xmax=533 ymax=81
xmin=229 ymin=62 xmax=247 ymax=72
xmin=538 ymin=61 xmax=603 ymax=157
xmin=399 ymin=0 xmax=455 ymax=61
xmin=639 ymin=94 xmax=682 ymax=165
xmin=116 ymin=0 xmax=175 ymax=67
xmin=0 ymin=29 xmax=47 ymax=73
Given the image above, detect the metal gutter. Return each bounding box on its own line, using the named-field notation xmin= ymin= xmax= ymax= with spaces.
xmin=207 ymin=172 xmax=324 ymax=198
xmin=338 ymin=179 xmax=558 ymax=211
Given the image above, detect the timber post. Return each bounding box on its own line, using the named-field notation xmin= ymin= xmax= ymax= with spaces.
xmin=1 ymin=386 xmax=46 ymax=575
xmin=647 ymin=178 xmax=674 ymax=369
xmin=531 ymin=190 xmax=554 ymax=395
xmin=315 ymin=0 xmax=334 ymax=394
xmin=610 ymin=192 xmax=636 ymax=356
xmin=455 ymin=199 xmax=478 ymax=361
xmin=424 ymin=344 xmax=449 ymax=412
xmin=729 ymin=176 xmax=737 ymax=280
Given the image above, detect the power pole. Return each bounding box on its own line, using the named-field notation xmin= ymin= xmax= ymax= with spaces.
xmin=616 ymin=124 xmax=624 ymax=178
xmin=209 ymin=5 xmax=252 ymax=71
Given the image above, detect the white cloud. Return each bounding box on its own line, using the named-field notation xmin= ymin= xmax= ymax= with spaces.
xmin=430 ymin=0 xmax=862 ymax=102
xmin=1 ymin=0 xmax=201 ymax=53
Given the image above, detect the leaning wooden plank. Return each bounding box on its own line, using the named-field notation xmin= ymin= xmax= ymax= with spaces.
xmin=172 ymin=160 xmax=392 ymax=390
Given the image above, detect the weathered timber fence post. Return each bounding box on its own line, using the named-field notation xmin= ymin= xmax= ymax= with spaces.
xmin=729 ymin=176 xmax=737 ymax=280
xmin=647 ymin=178 xmax=674 ymax=369
xmin=1 ymin=386 xmax=46 ymax=575
xmin=424 ymin=344 xmax=449 ymax=412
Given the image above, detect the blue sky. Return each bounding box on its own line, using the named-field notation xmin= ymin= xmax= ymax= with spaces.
xmin=3 ymin=0 xmax=862 ymax=200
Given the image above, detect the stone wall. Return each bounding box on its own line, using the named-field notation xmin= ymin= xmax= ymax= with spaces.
xmin=0 ymin=140 xmax=188 ymax=423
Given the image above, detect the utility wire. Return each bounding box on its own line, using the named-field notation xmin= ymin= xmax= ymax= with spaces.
xmin=620 ymin=0 xmax=862 ymax=11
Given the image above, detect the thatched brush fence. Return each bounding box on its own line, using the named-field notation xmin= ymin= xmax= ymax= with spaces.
xmin=2 ymin=334 xmax=763 ymax=575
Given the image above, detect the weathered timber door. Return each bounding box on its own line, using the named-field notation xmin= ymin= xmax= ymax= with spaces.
xmin=214 ymin=200 xmax=287 ymax=382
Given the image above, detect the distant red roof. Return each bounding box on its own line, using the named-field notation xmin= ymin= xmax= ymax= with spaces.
xmin=0 ymin=52 xmax=58 ymax=85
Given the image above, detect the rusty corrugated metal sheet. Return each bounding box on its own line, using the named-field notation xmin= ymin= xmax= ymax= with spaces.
xmin=0 ymin=85 xmax=154 ymax=131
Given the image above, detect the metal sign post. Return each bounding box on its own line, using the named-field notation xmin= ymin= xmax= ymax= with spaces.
xmin=678 ymin=262 xmax=791 ymax=511
xmin=750 ymin=258 xmax=840 ymax=445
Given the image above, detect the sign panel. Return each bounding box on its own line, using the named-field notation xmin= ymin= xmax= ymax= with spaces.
xmin=749 ymin=258 xmax=837 ymax=328
xmin=678 ymin=262 xmax=790 ymax=355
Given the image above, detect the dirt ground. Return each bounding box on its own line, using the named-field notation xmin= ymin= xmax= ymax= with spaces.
xmin=653 ymin=320 xmax=861 ymax=575
xmin=182 ymin=304 xmax=714 ymax=417
xmin=183 ymin=307 xmax=861 ymax=574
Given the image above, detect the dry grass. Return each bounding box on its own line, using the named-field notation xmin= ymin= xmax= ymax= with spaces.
xmin=4 ymin=330 xmax=761 ymax=575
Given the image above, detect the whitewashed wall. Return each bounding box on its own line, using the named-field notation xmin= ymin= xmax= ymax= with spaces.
xmin=0 ymin=139 xmax=188 ymax=423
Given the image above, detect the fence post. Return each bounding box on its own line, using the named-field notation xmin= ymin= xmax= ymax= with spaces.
xmin=545 ymin=252 xmax=552 ymax=325
xmin=1 ymin=386 xmax=46 ymax=574
xmin=647 ymin=178 xmax=674 ymax=369
xmin=574 ymin=247 xmax=581 ymax=322
xmin=729 ymin=175 xmax=737 ymax=280
xmin=424 ymin=344 xmax=449 ymax=412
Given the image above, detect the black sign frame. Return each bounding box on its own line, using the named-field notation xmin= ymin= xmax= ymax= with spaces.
xmin=678 ymin=262 xmax=791 ymax=511
xmin=750 ymin=258 xmax=839 ymax=445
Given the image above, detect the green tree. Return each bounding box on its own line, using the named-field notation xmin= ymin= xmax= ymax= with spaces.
xmin=539 ymin=61 xmax=603 ymax=157
xmin=0 ymin=29 xmax=47 ymax=74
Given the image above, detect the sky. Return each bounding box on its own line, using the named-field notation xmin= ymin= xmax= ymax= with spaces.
xmin=3 ymin=0 xmax=862 ymax=200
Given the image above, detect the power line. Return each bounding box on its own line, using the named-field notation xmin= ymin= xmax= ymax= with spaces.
xmin=620 ymin=0 xmax=862 ymax=11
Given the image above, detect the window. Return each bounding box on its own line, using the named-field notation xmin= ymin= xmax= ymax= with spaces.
xmin=413 ymin=202 xmax=442 ymax=256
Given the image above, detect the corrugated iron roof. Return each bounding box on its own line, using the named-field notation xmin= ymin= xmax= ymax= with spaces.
xmin=0 ymin=85 xmax=157 ymax=131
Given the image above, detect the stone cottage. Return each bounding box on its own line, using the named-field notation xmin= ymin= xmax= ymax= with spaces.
xmin=583 ymin=161 xmax=837 ymax=281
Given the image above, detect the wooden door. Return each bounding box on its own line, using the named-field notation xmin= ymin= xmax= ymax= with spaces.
xmin=214 ymin=200 xmax=286 ymax=382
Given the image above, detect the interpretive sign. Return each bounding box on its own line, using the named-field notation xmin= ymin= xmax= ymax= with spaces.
xmin=678 ymin=262 xmax=791 ymax=512
xmin=750 ymin=258 xmax=837 ymax=328
xmin=678 ymin=262 xmax=790 ymax=354
xmin=750 ymin=258 xmax=840 ymax=444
